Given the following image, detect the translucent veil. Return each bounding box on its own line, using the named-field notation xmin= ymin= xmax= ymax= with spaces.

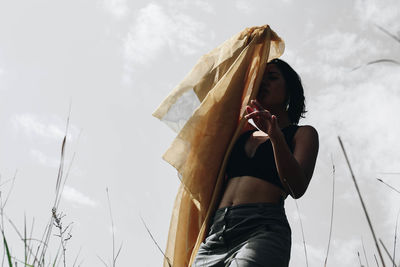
xmin=152 ymin=25 xmax=285 ymax=267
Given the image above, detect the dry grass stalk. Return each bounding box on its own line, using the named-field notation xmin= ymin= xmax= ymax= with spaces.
xmin=338 ymin=136 xmax=386 ymax=267
xmin=139 ymin=214 xmax=173 ymax=267
xmin=394 ymin=209 xmax=400 ymax=267
xmin=374 ymin=24 xmax=400 ymax=44
xmin=351 ymin=59 xmax=400 ymax=71
xmin=39 ymin=110 xmax=71 ymax=265
xmin=4 ymin=215 xmax=43 ymax=264
xmin=72 ymin=246 xmax=82 ymax=267
xmin=359 ymin=251 xmax=365 ymax=267
xmin=52 ymin=207 xmax=73 ymax=267
xmin=324 ymin=155 xmax=336 ymax=267
xmin=379 ymin=239 xmax=398 ymax=267
xmin=0 ymin=109 xmax=77 ymax=267
xmin=105 ymin=188 xmax=123 ymax=267
xmin=375 ymin=254 xmax=380 ymax=267
xmin=362 ymin=237 xmax=370 ymax=267
xmin=283 ymin=177 xmax=309 ymax=267
xmin=376 ymin=179 xmax=400 ymax=195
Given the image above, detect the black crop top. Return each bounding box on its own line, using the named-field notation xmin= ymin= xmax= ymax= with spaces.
xmin=225 ymin=125 xmax=300 ymax=191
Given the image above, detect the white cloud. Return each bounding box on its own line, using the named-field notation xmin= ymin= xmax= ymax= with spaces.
xmin=330 ymin=238 xmax=362 ymax=266
xmin=304 ymin=20 xmax=315 ymax=36
xmin=124 ymin=3 xmax=206 ymax=66
xmin=62 ymin=185 xmax=97 ymax=207
xmin=167 ymin=0 xmax=215 ymax=14
xmin=316 ymin=31 xmax=376 ymax=64
xmin=192 ymin=0 xmax=215 ymax=14
xmin=102 ymin=0 xmax=128 ymax=19
xmin=291 ymin=242 xmax=325 ymax=267
xmin=354 ymin=0 xmax=400 ymax=32
xmin=235 ymin=0 xmax=254 ymax=14
xmin=30 ymin=149 xmax=61 ymax=168
xmin=12 ymin=113 xmax=79 ymax=141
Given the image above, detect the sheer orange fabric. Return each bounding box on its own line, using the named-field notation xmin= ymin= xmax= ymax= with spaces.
xmin=152 ymin=25 xmax=285 ymax=267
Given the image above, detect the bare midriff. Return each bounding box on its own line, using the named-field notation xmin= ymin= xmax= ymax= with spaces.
xmin=217 ymin=175 xmax=288 ymax=209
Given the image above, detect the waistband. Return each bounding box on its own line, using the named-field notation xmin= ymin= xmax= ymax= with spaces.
xmin=208 ymin=196 xmax=289 ymax=232
xmin=215 ymin=196 xmax=285 ymax=213
xmin=212 ymin=197 xmax=286 ymax=221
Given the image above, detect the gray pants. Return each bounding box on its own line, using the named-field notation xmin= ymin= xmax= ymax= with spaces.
xmin=192 ymin=199 xmax=291 ymax=267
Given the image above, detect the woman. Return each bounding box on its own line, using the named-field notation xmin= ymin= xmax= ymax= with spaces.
xmin=191 ymin=58 xmax=319 ymax=267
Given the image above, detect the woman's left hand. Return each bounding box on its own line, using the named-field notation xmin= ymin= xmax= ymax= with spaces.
xmin=244 ymin=99 xmax=283 ymax=141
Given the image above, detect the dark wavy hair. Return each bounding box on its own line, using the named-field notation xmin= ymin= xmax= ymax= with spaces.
xmin=268 ymin=58 xmax=306 ymax=125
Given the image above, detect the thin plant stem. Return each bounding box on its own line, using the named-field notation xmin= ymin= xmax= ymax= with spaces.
xmin=351 ymin=59 xmax=400 ymax=71
xmin=105 ymin=188 xmax=123 ymax=267
xmin=338 ymin=136 xmax=386 ymax=267
xmin=2 ymin=171 xmax=17 ymax=209
xmin=324 ymin=154 xmax=336 ymax=267
xmin=358 ymin=251 xmax=364 ymax=267
xmin=26 ymin=217 xmax=35 ymax=265
xmin=282 ymin=177 xmax=308 ymax=267
xmin=24 ymin=213 xmax=27 ymax=266
xmin=376 ymin=179 xmax=400 ymax=195
xmin=393 ymin=209 xmax=400 ymax=267
xmin=4 ymin=215 xmax=42 ymax=264
xmin=41 ymin=106 xmax=72 ymax=265
xmin=374 ymin=24 xmax=400 ymax=44
xmin=72 ymin=247 xmax=82 ymax=267
xmin=106 ymin=188 xmax=115 ymax=267
xmin=362 ymin=237 xmax=370 ymax=267
xmin=1 ymin=193 xmax=5 ymax=267
xmin=96 ymin=255 xmax=108 ymax=267
xmin=379 ymin=239 xmax=398 ymax=267
xmin=139 ymin=214 xmax=173 ymax=267
xmin=375 ymin=254 xmax=380 ymax=267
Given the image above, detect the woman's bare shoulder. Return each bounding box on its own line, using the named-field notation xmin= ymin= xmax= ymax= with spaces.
xmin=293 ymin=125 xmax=319 ymax=145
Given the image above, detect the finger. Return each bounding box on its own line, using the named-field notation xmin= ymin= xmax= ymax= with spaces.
xmin=251 ymin=99 xmax=268 ymax=112
xmin=272 ymin=115 xmax=280 ymax=128
xmin=245 ymin=110 xmax=272 ymax=120
xmin=246 ymin=106 xmax=254 ymax=114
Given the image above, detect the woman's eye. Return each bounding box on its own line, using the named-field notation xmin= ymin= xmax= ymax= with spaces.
xmin=268 ymin=76 xmax=278 ymax=80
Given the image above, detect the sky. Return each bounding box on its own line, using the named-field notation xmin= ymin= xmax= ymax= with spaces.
xmin=0 ymin=0 xmax=400 ymax=266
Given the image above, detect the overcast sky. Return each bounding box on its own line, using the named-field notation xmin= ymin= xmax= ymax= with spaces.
xmin=1 ymin=0 xmax=400 ymax=266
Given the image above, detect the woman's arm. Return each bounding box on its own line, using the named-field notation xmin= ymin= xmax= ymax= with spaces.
xmin=270 ymin=125 xmax=319 ymax=199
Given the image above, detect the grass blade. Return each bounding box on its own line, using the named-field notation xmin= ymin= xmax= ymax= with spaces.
xmin=393 ymin=209 xmax=400 ymax=267
xmin=358 ymin=251 xmax=363 ymax=267
xmin=375 ymin=254 xmax=380 ymax=267
xmin=1 ymin=230 xmax=13 ymax=267
xmin=96 ymin=255 xmax=108 ymax=267
xmin=72 ymin=246 xmax=82 ymax=267
xmin=5 ymin=215 xmax=42 ymax=264
xmin=351 ymin=59 xmax=400 ymax=71
xmin=324 ymin=155 xmax=336 ymax=267
xmin=379 ymin=239 xmax=398 ymax=267
xmin=377 ymin=179 xmax=400 ymax=195
xmin=2 ymin=171 xmax=17 ymax=209
xmin=106 ymin=188 xmax=117 ymax=267
xmin=282 ymin=178 xmax=309 ymax=267
xmin=139 ymin=214 xmax=173 ymax=267
xmin=374 ymin=24 xmax=400 ymax=44
xmin=338 ymin=136 xmax=386 ymax=267
xmin=24 ymin=213 xmax=27 ymax=266
xmin=362 ymin=237 xmax=370 ymax=267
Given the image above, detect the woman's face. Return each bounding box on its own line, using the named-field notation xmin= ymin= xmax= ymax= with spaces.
xmin=256 ymin=63 xmax=287 ymax=110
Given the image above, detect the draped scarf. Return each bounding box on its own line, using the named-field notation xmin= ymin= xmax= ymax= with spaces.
xmin=152 ymin=25 xmax=285 ymax=267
